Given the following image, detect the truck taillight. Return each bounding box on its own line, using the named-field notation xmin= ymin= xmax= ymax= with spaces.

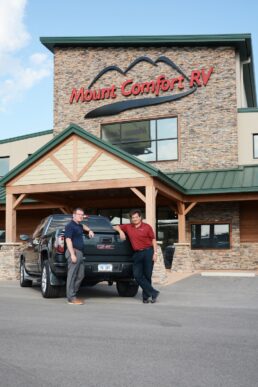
xmin=55 ymin=235 xmax=65 ymax=253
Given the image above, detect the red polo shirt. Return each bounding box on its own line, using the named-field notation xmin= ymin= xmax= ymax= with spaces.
xmin=120 ymin=222 xmax=155 ymax=251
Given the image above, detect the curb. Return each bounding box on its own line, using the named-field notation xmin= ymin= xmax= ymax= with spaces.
xmin=201 ymin=272 xmax=256 ymax=278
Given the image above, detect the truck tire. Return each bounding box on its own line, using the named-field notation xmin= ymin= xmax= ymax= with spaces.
xmin=116 ymin=281 xmax=139 ymax=297
xmin=20 ymin=260 xmax=32 ymax=287
xmin=41 ymin=260 xmax=62 ymax=298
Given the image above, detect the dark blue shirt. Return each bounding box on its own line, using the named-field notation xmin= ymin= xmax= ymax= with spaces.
xmin=65 ymin=220 xmax=84 ymax=251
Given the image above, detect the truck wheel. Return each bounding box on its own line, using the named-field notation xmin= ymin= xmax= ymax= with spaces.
xmin=41 ymin=261 xmax=62 ymax=298
xmin=20 ymin=260 xmax=32 ymax=287
xmin=116 ymin=281 xmax=139 ymax=297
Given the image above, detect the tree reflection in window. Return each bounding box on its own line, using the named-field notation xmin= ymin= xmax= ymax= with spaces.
xmin=191 ymin=224 xmax=230 ymax=249
xmin=102 ymin=117 xmax=177 ymax=161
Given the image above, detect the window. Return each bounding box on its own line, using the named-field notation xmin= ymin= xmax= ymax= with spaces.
xmin=0 ymin=230 xmax=5 ymax=242
xmin=0 ymin=156 xmax=9 ymax=177
xmin=191 ymin=224 xmax=230 ymax=249
xmin=253 ymin=134 xmax=258 ymax=158
xmin=102 ymin=117 xmax=178 ymax=161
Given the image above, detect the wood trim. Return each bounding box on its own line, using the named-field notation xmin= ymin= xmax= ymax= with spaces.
xmin=154 ymin=180 xmax=184 ymax=202
xmin=184 ymin=202 xmax=197 ymax=216
xmin=130 ymin=188 xmax=146 ymax=203
xmin=76 ymin=150 xmax=103 ymax=181
xmin=6 ymin=192 xmax=16 ymax=242
xmin=8 ymin=136 xmax=74 ymax=186
xmin=188 ymin=192 xmax=258 ymax=202
xmin=76 ymin=136 xmax=150 ymax=178
xmin=145 ymin=185 xmax=156 ymax=230
xmin=73 ymin=136 xmax=78 ymax=180
xmin=13 ymin=193 xmax=27 ymax=209
xmin=49 ymin=154 xmax=74 ymax=181
xmin=7 ymin=177 xmax=151 ymax=194
xmin=177 ymin=201 xmax=185 ymax=215
xmin=177 ymin=202 xmax=186 ymax=242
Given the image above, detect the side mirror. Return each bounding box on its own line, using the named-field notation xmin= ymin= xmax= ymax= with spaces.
xmin=20 ymin=234 xmax=29 ymax=241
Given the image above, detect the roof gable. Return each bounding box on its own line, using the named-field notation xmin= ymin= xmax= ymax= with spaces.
xmin=1 ymin=123 xmax=183 ymax=192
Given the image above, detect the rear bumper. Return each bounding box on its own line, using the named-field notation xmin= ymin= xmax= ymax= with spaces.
xmin=84 ymin=262 xmax=133 ymax=279
xmin=52 ymin=261 xmax=133 ymax=280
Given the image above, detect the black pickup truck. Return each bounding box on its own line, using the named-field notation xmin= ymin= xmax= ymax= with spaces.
xmin=19 ymin=214 xmax=138 ymax=298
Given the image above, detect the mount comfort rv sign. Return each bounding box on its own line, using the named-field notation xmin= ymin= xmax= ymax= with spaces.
xmin=69 ymin=56 xmax=214 ymax=118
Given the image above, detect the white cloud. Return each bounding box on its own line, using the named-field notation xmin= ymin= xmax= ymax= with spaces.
xmin=0 ymin=0 xmax=30 ymax=52
xmin=0 ymin=0 xmax=52 ymax=112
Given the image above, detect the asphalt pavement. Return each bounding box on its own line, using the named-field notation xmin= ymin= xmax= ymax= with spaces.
xmin=0 ymin=275 xmax=258 ymax=387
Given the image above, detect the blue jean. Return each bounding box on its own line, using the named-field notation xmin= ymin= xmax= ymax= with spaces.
xmin=133 ymin=247 xmax=158 ymax=300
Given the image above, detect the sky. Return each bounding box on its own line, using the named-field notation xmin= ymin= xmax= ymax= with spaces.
xmin=0 ymin=0 xmax=258 ymax=140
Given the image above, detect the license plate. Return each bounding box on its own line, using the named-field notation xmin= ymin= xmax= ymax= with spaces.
xmin=98 ymin=263 xmax=113 ymax=272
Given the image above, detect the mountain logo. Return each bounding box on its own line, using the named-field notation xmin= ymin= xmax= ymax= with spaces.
xmin=69 ymin=55 xmax=213 ymax=118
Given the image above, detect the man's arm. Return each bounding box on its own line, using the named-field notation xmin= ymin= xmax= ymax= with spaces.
xmin=66 ymin=238 xmax=77 ymax=263
xmin=152 ymin=238 xmax=158 ymax=262
xmin=82 ymin=224 xmax=94 ymax=238
xmin=113 ymin=225 xmax=126 ymax=240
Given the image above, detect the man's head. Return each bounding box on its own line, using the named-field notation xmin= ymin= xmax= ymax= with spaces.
xmin=129 ymin=209 xmax=142 ymax=226
xmin=73 ymin=207 xmax=84 ymax=223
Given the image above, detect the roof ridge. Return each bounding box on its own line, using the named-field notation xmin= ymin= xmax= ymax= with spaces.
xmin=0 ymin=129 xmax=53 ymax=144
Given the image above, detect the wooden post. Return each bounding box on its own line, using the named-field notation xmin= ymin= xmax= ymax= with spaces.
xmin=177 ymin=202 xmax=186 ymax=243
xmin=6 ymin=192 xmax=16 ymax=242
xmin=145 ymin=185 xmax=156 ymax=230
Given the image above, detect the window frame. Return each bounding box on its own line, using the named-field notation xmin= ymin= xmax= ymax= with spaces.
xmin=101 ymin=116 xmax=178 ymax=162
xmin=0 ymin=156 xmax=10 ymax=178
xmin=190 ymin=222 xmax=231 ymax=250
xmin=253 ymin=133 xmax=258 ymax=159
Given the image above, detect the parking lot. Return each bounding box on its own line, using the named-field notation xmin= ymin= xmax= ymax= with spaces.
xmin=0 ymin=275 xmax=258 ymax=387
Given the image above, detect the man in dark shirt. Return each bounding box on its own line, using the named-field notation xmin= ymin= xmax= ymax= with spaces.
xmin=113 ymin=209 xmax=160 ymax=304
xmin=65 ymin=208 xmax=94 ymax=305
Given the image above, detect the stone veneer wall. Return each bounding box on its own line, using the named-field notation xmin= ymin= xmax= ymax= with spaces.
xmin=239 ymin=243 xmax=258 ymax=269
xmin=0 ymin=245 xmax=22 ymax=280
xmin=53 ymin=45 xmax=238 ymax=172
xmin=171 ymin=202 xmax=258 ymax=271
xmin=186 ymin=202 xmax=242 ymax=270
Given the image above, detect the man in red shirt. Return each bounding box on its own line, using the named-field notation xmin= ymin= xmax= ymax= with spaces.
xmin=113 ymin=209 xmax=160 ymax=303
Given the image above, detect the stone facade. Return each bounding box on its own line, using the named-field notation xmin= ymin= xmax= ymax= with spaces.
xmin=171 ymin=243 xmax=194 ymax=272
xmin=53 ymin=45 xmax=238 ymax=172
xmin=0 ymin=244 xmax=22 ymax=280
xmin=170 ymin=202 xmax=258 ymax=271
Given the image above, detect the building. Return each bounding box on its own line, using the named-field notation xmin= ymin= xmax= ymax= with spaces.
xmin=1 ymin=33 xmax=258 ymax=271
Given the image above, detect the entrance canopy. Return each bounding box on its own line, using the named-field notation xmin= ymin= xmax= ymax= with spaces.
xmin=1 ymin=124 xmax=184 ymax=241
xmin=2 ymin=123 xmax=258 ymax=242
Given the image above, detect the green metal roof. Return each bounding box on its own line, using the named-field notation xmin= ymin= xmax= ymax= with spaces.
xmin=167 ymin=165 xmax=258 ymax=195
xmin=40 ymin=33 xmax=257 ymax=108
xmin=0 ymin=129 xmax=53 ymax=145
xmin=0 ymin=123 xmax=183 ymax=194
xmin=238 ymin=108 xmax=258 ymax=113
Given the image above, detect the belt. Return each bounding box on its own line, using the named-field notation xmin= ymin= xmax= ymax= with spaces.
xmin=134 ymin=247 xmax=153 ymax=252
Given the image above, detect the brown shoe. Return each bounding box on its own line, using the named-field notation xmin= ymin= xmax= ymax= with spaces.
xmin=68 ymin=298 xmax=84 ymax=305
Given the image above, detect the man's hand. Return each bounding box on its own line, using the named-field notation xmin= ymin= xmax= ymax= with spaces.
xmin=71 ymin=253 xmax=77 ymax=263
xmin=88 ymin=230 xmax=94 ymax=238
xmin=153 ymin=252 xmax=158 ymax=262
xmin=119 ymin=230 xmax=126 ymax=240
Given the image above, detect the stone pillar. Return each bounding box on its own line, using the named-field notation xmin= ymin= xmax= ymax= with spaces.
xmin=152 ymin=244 xmax=168 ymax=284
xmin=171 ymin=243 xmax=194 ymax=272
xmin=0 ymin=244 xmax=23 ymax=280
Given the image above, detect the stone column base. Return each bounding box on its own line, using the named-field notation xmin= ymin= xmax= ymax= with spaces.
xmin=152 ymin=245 xmax=168 ymax=284
xmin=0 ymin=244 xmax=23 ymax=280
xmin=171 ymin=243 xmax=194 ymax=273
